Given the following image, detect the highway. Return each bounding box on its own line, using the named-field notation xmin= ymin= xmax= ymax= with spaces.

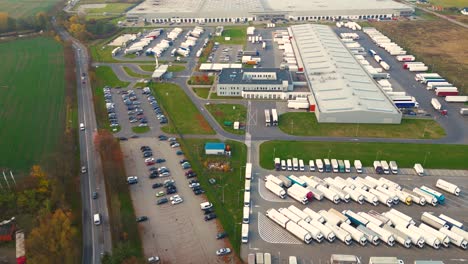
xmin=53 ymin=20 xmax=112 ymax=263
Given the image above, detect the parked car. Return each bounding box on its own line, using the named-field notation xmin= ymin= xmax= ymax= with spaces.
xmin=81 ymin=166 xmax=87 ymax=174
xmin=155 ymin=191 xmax=165 ymax=197
xmin=152 ymin=183 xmax=163 ymax=189
xmin=200 ymin=202 xmax=213 ymax=210
xmin=118 ymin=137 xmax=128 ymax=141
xmin=204 ymin=213 xmax=217 ymax=221
xmin=194 ymin=189 xmax=204 ymax=195
xmin=168 ymin=137 xmax=177 ymax=142
xmin=171 ymin=197 xmax=183 ymax=205
xmin=160 ymin=172 xmax=170 ymax=177
xmin=143 ymin=152 xmax=153 ymax=158
xmin=166 ymin=188 xmax=177 ymax=194
xmin=147 ymin=256 xmax=160 ymax=263
xmin=171 ymin=143 xmax=180 ymax=148
xmin=92 ymin=192 xmax=98 ymax=199
xmin=149 ymin=167 xmax=158 ymax=172
xmin=216 ymin=248 xmax=231 ymax=256
xmin=179 ymin=159 xmax=189 ymax=164
xmin=136 ymin=216 xmax=148 ymax=222
xmin=158 ymin=135 xmax=168 ymax=141
xmin=216 ymin=232 xmax=227 ymax=239
xmin=140 ymin=146 xmax=151 ymax=151
xmin=176 ymin=150 xmax=184 ymax=155
xmin=164 ymin=179 xmax=175 ymax=187
xmin=203 ymin=208 xmax=214 ymax=215
xmin=157 ymin=198 xmax=168 ymax=205
xmin=149 ymin=172 xmax=159 ymax=179
xmin=189 ymin=179 xmax=199 ymax=184
xmin=156 ymin=158 xmax=166 ymax=163
xmin=189 ymin=182 xmax=200 ymax=188
xmin=127 ymin=176 xmax=138 ymax=184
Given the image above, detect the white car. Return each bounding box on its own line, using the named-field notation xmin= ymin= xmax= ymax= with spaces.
xmin=189 ymin=182 xmax=200 ymax=188
xmin=169 ymin=194 xmax=181 ymax=201
xmin=147 ymin=256 xmax=160 ymax=263
xmin=171 ymin=143 xmax=180 ymax=148
xmin=216 ymin=248 xmax=231 ymax=256
xmin=168 ymin=137 xmax=177 ymax=142
xmin=80 ymin=123 xmax=85 ymax=131
xmin=145 ymin=158 xmax=155 ymax=163
xmin=127 ymin=176 xmax=138 ymax=183
xmin=171 ymin=197 xmax=183 ymax=205
xmin=81 ymin=166 xmax=87 ymax=174
xmin=160 ymin=172 xmax=170 ymax=177
xmin=200 ymin=202 xmax=213 ymax=210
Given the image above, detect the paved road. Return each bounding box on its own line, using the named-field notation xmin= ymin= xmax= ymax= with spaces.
xmin=53 ymin=20 xmax=112 ymax=264
xmin=402 ymin=1 xmax=468 ymax=29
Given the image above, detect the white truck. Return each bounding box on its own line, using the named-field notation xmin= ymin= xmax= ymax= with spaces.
xmin=376 ymin=186 xmax=399 ymax=205
xmin=401 ymin=188 xmax=426 ymax=206
xmin=316 ymin=159 xmax=324 ymax=172
xmin=355 ymin=177 xmax=376 ymax=189
xmin=278 ymin=175 xmax=292 ymax=187
xmin=286 ymin=221 xmax=313 ymax=244
xmin=266 ymin=208 xmax=289 ymax=228
xmin=389 ymin=161 xmax=398 ymax=174
xmin=309 ymin=219 xmax=335 ymax=242
xmin=308 ymin=160 xmax=315 ymax=172
xmin=303 ymin=208 xmax=325 ymax=223
xmin=431 ymin=98 xmax=442 ymax=110
xmin=380 ymin=160 xmax=390 ymax=174
xmin=344 ymin=160 xmax=351 ymax=173
xmin=395 ymin=225 xmax=425 ymax=248
xmin=393 ymin=190 xmax=413 ymax=205
xmin=298 ymin=220 xmax=324 ymax=243
xmin=413 ymin=188 xmax=438 ymax=206
xmin=288 ymin=205 xmax=312 ymax=223
xmin=414 ymin=163 xmax=424 ymax=176
xmin=347 ymin=178 xmax=368 ymax=191
xmin=287 ymin=184 xmax=310 ymax=205
xmin=328 ymin=185 xmax=350 ymax=203
xmin=368 ymin=210 xmax=393 ymax=226
xmin=319 ymin=210 xmax=345 ymax=226
xmin=278 ymin=208 xmax=302 ymax=223
xmin=316 ymin=185 xmax=340 ymax=204
xmin=366 ymin=222 xmax=395 ymax=246
xmin=369 ymin=188 xmax=393 ymax=207
xmin=451 ymin=226 xmax=468 ymax=241
xmin=264 ymin=174 xmax=284 ymax=186
xmin=299 ymin=176 xmax=320 ymax=189
xmin=365 ymin=176 xmax=387 ymax=189
xmin=439 ymin=227 xmax=468 ymax=249
xmin=299 ymin=159 xmax=305 ymax=171
xmin=343 ymin=187 xmax=364 ymax=204
xmin=325 ymin=223 xmax=352 ymax=245
xmin=328 ymin=208 xmax=351 ymax=225
xmin=421 ymin=212 xmax=450 ymax=230
xmin=408 ymin=224 xmax=441 ymax=249
xmin=356 ymin=225 xmax=380 ymax=245
xmin=340 ymin=222 xmax=367 ymax=246
xmin=292 ymin=158 xmax=299 ymax=171
xmin=378 ymin=177 xmax=401 ymax=190
xmin=242 ymin=223 xmax=249 ymax=243
xmin=305 ymin=186 xmax=324 ymax=201
xmin=382 ymin=212 xmax=411 ymax=228
xmin=382 ymin=225 xmax=412 ymax=248
xmin=356 ymin=188 xmax=378 ymax=206
xmin=389 ymin=209 xmax=416 ymax=225
xmin=419 ymin=223 xmax=450 ymax=247
xmin=354 ymin=160 xmax=363 ymax=173
xmin=358 ymin=212 xmax=384 ymax=227
xmin=334 ymin=177 xmax=354 ymax=189
xmin=331 ymin=159 xmax=339 ymax=172
xmin=439 ymin=214 xmax=464 ymax=229
xmin=435 ymin=179 xmax=461 ymax=196
xmin=265 ymin=180 xmax=287 ymax=199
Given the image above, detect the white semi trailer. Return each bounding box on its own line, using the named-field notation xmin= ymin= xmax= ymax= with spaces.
xmin=395 ymin=225 xmax=425 ymax=248
xmin=421 ymin=212 xmax=450 ymax=229
xmin=302 ymin=208 xmax=325 ymax=224
xmin=309 ymin=219 xmax=336 ymax=242
xmin=382 ymin=212 xmax=412 ymax=228
xmin=298 ymin=220 xmax=324 ymax=243
xmin=357 ymin=225 xmax=380 ymax=246
xmin=401 ymin=188 xmax=426 ymax=206
xmin=408 ymin=225 xmax=441 ymax=249
xmin=382 ymin=225 xmax=412 ymax=248
xmin=340 ymin=222 xmax=367 ymax=246
xmin=317 ymin=185 xmax=340 ymax=204
xmin=436 ymin=179 xmax=461 ymax=196
xmin=356 ymin=188 xmax=379 ymax=206
xmin=366 ymin=222 xmax=396 ymax=246
xmin=378 ymin=177 xmax=401 ymax=190
xmin=325 ymin=223 xmax=352 ymax=245
xmin=343 ymin=187 xmax=364 ymax=204
xmin=265 ymin=180 xmax=287 ymax=199
xmin=439 ymin=227 xmax=468 ymax=249
xmin=389 ymin=209 xmax=416 ymax=225
xmin=348 ymin=178 xmax=368 ymax=191
xmin=376 ymin=186 xmax=399 ymax=205
xmin=413 ymin=188 xmax=438 ymax=206
xmin=419 ymin=223 xmax=450 ymax=247
xmin=288 ymin=205 xmax=312 ymax=223
xmin=369 ymin=189 xmax=393 ymax=207
xmin=329 ymin=185 xmax=350 ymax=203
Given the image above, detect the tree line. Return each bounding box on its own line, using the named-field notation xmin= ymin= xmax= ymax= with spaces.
xmin=0 ymin=12 xmax=49 ymax=34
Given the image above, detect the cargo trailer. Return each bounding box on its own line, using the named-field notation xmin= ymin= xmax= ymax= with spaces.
xmin=421 ymin=212 xmax=449 ymax=229
xmin=420 ymin=186 xmax=446 ymax=204
xmin=302 ymin=208 xmax=325 ymax=224
xmin=395 ymin=225 xmax=425 ymax=248
xmin=315 ymin=159 xmax=324 ymax=172
xmin=331 ymin=159 xmax=339 ymax=173
xmin=288 ymin=205 xmax=312 ymax=223
xmin=278 ymin=175 xmax=292 ymax=187
xmin=414 ymin=163 xmax=424 ymax=176
xmin=439 ymin=227 xmax=468 ymax=249
xmin=413 ymin=188 xmax=438 ymax=206
xmin=354 ymin=160 xmax=363 ymax=173
xmin=265 ymin=180 xmax=287 ymax=199
xmin=439 ymin=214 xmax=464 ymax=229
xmin=339 ymin=222 xmax=367 ymax=246
xmin=445 ymin=96 xmax=468 ymax=103
xmin=357 ymin=225 xmax=380 ymax=245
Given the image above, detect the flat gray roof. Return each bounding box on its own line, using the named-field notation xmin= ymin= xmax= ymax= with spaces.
xmin=218 ymin=68 xmax=291 ymax=85
xmin=290 ymin=24 xmax=399 ymax=115
xmin=128 ymin=0 xmax=412 ymax=18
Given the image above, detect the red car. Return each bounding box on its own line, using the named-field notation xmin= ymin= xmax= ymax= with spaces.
xmin=146 ymin=161 xmax=156 ymax=166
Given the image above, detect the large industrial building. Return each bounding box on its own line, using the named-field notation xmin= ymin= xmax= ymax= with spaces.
xmin=290 ymin=24 xmax=402 ymax=124
xmin=127 ymin=0 xmax=414 ymax=23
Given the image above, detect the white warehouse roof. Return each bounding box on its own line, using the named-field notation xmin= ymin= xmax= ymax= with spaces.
xmin=290 ymin=24 xmax=401 ymax=124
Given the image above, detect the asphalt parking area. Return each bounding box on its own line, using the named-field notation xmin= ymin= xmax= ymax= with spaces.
xmin=121 ymin=138 xmax=230 ymax=263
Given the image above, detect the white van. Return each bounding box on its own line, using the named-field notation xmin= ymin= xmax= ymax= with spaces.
xmin=287 ymin=159 xmax=292 ymax=171
xmin=289 ymin=256 xmax=298 ymax=264
xmin=281 ymin=160 xmax=286 ymax=171
xmin=80 ymin=123 xmax=85 ymax=131
xmin=244 ymin=191 xmax=250 ymax=207
xmin=245 ymin=179 xmax=251 ymax=192
xmin=243 ymin=206 xmax=250 ymax=223
xmin=309 ymin=160 xmax=315 ymax=172
xmin=299 ymin=159 xmax=305 ymax=171
xmin=93 ymin=213 xmax=101 ymax=225
xmin=241 ymin=223 xmax=249 ymax=243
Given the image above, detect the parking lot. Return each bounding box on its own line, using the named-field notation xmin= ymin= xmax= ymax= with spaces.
xmin=243 ymin=162 xmax=468 ymax=264
xmin=121 ymin=138 xmax=230 ymax=263
xmin=209 ymin=44 xmax=243 ymax=64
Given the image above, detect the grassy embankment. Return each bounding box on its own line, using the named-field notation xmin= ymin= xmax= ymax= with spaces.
xmin=206 ymin=104 xmax=247 ymax=134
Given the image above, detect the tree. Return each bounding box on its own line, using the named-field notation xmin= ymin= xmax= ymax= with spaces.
xmin=27 ymin=209 xmax=79 ymax=264
xmin=35 ymin=12 xmax=49 ymax=30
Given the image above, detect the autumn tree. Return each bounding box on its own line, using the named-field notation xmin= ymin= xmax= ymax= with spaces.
xmin=27 ymin=209 xmax=79 ymax=264
xmin=0 ymin=12 xmax=15 ymax=33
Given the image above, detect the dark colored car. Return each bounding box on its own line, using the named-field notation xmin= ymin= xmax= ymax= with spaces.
xmin=156 ymin=158 xmax=166 ymax=163
xmin=189 ymin=179 xmax=199 ymax=184
xmin=157 ymin=198 xmax=168 ymax=205
xmin=176 ymin=150 xmax=184 ymax=155
xmin=143 ymin=151 xmax=153 ymax=158
xmin=158 ymin=135 xmax=167 ymax=140
xmin=194 ymin=189 xmax=204 ymax=195
xmin=136 ymin=216 xmax=148 ymax=222
xmin=149 ymin=172 xmax=159 ymax=179
xmin=166 ymin=188 xmax=177 ymax=194
xmin=149 ymin=167 xmax=158 ymax=172
xmin=118 ymin=137 xmax=128 ymax=141
xmin=203 ymin=208 xmax=214 ymax=215
xmin=179 ymin=159 xmax=189 ymax=164
xmin=140 ymin=146 xmax=151 ymax=151
xmin=216 ymin=232 xmax=227 ymax=239
xmin=152 ymin=183 xmax=163 ymax=189
xmin=92 ymin=192 xmax=98 ymax=199
xmin=204 ymin=213 xmax=217 ymax=221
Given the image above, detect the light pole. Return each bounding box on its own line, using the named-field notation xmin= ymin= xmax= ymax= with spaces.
xmin=328 ymin=149 xmax=331 ymax=159
xmin=423 ymin=151 xmax=431 ymax=166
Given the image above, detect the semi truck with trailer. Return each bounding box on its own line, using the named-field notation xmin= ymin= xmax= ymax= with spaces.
xmin=319 ymin=210 xmax=345 ymax=226
xmin=302 ymin=208 xmax=325 ymax=224
xmin=379 ymin=177 xmax=401 ymax=190
xmin=368 ymin=210 xmax=392 ymax=226
xmin=451 ymin=226 xmax=468 ymax=241
xmin=382 ymin=225 xmax=412 ymax=248
xmin=395 ymin=225 xmax=425 ymax=248
xmin=382 ymin=212 xmax=412 ymax=228
xmin=356 ymin=177 xmax=377 ymax=189
xmin=438 ymin=214 xmax=464 ymax=229
xmin=328 ymin=208 xmax=351 ymax=225
xmin=278 ymin=175 xmax=292 ymax=187
xmin=335 ymin=177 xmax=354 ymax=189
xmin=380 ymin=160 xmax=390 ymax=174
xmin=298 ymin=220 xmax=324 ymax=243
xmin=299 ymin=159 xmax=305 ymax=171
xmin=310 ymin=220 xmax=336 ymax=242
xmin=325 ymin=223 xmax=352 ymax=245
xmin=287 ymin=184 xmax=312 ymax=204
xmin=292 ymin=158 xmax=299 ymax=171
xmin=274 ymin=158 xmax=281 ymax=171
xmin=354 ymin=160 xmax=363 ymax=173
xmin=439 ymin=227 xmax=468 ymax=249
xmin=401 ymin=188 xmax=426 ymax=206
xmin=309 ymin=160 xmax=316 ymax=172
xmin=373 ymin=161 xmax=384 ymax=174
xmin=329 ymin=185 xmax=350 ymax=203
xmin=408 ymin=224 xmax=441 ymax=249
xmin=342 ymin=210 xmax=369 ymax=227
xmin=358 ymin=212 xmax=384 ymax=227
xmin=317 ymin=185 xmax=340 ymax=204
xmin=347 ymin=178 xmax=368 ymax=191
xmin=413 ymin=188 xmax=438 ymax=206
xmin=344 ymin=160 xmax=351 ymax=173
xmin=419 ymin=223 xmax=450 ymax=247
xmin=305 ymin=186 xmax=324 ymax=201
xmin=288 ymin=205 xmax=312 ymax=223
xmin=299 ymin=176 xmax=320 ymax=188
xmin=287 ymin=175 xmax=307 ymax=187
xmin=356 ymin=188 xmax=379 ymax=206
xmin=316 ymin=159 xmax=324 ymax=172
xmin=369 ymin=188 xmax=393 ymax=207
xmin=324 ymin=159 xmax=331 ymax=172
xmin=420 ymin=186 xmax=446 ymax=204
xmin=264 ymin=174 xmax=283 ymax=186
xmin=389 ymin=209 xmax=416 ymax=225
xmin=279 ymin=207 xmax=303 ymax=224
xmin=339 ymin=222 xmax=367 ymax=246
xmin=343 ymin=187 xmax=364 ymax=204
xmin=367 ymin=222 xmax=396 ymax=246
xmin=337 ymin=160 xmax=345 ymax=173
xmin=331 ymin=159 xmax=339 ymax=172
xmin=265 ymin=180 xmax=287 ymax=199
xmin=242 ymin=223 xmax=249 ymax=243
xmin=414 ymin=163 xmax=424 ymax=176
xmin=357 ymin=225 xmax=381 ymax=246
xmin=376 ymin=186 xmax=399 ymax=205
xmin=365 ymin=176 xmax=387 ymax=189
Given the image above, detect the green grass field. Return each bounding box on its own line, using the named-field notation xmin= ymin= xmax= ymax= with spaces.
xmin=150 ymin=83 xmax=215 ymax=135
xmin=178 ymin=138 xmax=246 ymax=254
xmin=213 ymin=27 xmax=247 ymax=45
xmin=168 ymin=65 xmax=186 ymax=72
xmin=95 ymin=66 xmax=130 ymax=87
xmin=0 ymin=0 xmax=60 ymax=18
xmin=192 ymin=87 xmax=210 ymax=99
xmin=429 ymin=0 xmax=467 ymax=7
xmin=131 ymin=126 xmax=150 ymax=133
xmin=278 ymin=113 xmax=446 ymax=139
xmin=0 ymin=37 xmax=65 ymax=171
xmin=122 ymin=66 xmax=150 ymax=78
xmin=83 ymin=3 xmax=133 ymax=14
xmin=206 ymin=104 xmax=246 ymax=134
xmin=139 ymin=64 xmax=155 ymax=71
xmin=260 ymin=141 xmax=468 ymax=170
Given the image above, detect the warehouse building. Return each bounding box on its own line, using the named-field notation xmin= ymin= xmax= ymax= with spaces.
xmin=127 ymin=0 xmax=413 ymax=24
xmin=290 ymin=24 xmax=402 ymax=124
xmin=216 ymin=68 xmax=302 ymax=99
xmin=204 ymin=142 xmax=226 ymax=155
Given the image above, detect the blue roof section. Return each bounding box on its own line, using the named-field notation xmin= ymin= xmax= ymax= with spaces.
xmin=205 ymin=142 xmax=226 ymax=150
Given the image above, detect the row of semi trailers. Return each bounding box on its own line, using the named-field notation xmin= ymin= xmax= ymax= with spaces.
xmin=266 ymin=206 xmax=468 ymax=250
